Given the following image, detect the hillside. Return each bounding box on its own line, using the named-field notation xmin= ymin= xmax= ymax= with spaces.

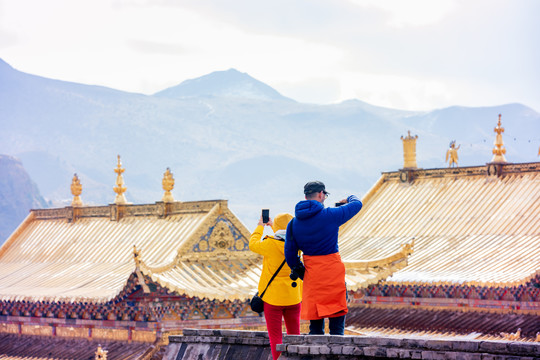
xmin=0 ymin=58 xmax=539 ymax=234
xmin=0 ymin=155 xmax=48 ymax=244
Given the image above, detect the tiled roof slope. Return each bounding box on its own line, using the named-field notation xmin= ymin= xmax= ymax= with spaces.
xmin=0 ymin=200 xmax=261 ymax=303
xmin=339 ymin=162 xmax=540 ymax=287
xmin=0 ymin=333 xmax=156 ymax=360
xmin=346 ymin=307 xmax=540 ymax=340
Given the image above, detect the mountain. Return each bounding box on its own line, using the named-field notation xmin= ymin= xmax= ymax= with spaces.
xmin=0 ymin=58 xmax=539 ymax=235
xmin=0 ymin=155 xmax=48 ymax=244
xmin=154 ymin=68 xmax=292 ymax=101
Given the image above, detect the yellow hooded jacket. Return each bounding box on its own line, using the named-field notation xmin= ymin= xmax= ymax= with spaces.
xmin=249 ymin=213 xmax=302 ymax=306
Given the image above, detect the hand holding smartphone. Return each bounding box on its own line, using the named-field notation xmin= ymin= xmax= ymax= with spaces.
xmin=262 ymin=209 xmax=270 ymax=223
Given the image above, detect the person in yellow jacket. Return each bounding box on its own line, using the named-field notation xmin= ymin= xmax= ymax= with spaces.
xmin=249 ymin=212 xmax=302 ymax=360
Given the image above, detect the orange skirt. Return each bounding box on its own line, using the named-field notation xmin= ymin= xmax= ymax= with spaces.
xmin=301 ymin=252 xmax=347 ymax=320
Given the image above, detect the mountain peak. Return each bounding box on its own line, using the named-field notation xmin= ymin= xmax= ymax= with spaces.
xmin=153 ymin=68 xmax=292 ymax=102
xmin=0 ymin=58 xmax=16 ymax=77
xmin=0 ymin=58 xmax=11 ymax=68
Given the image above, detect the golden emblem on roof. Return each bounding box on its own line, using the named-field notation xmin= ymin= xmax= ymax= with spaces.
xmin=113 ymin=155 xmax=128 ymax=204
xmin=162 ymin=167 xmax=175 ymax=203
xmin=208 ymin=222 xmax=234 ymax=252
xmin=70 ymin=173 xmax=83 ymax=207
xmin=491 ymin=114 xmax=507 ymax=163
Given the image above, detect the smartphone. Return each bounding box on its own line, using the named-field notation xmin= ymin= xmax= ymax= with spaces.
xmin=335 ymin=202 xmax=346 ymax=207
xmin=262 ymin=209 xmax=270 ymax=223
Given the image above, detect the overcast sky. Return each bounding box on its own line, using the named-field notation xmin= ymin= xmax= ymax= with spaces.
xmin=1 ymin=0 xmax=539 ymax=112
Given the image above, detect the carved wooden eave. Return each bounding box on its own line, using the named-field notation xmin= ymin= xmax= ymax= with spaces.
xmin=344 ymin=241 xmax=414 ymax=271
xmin=343 ymin=241 xmax=414 ymax=291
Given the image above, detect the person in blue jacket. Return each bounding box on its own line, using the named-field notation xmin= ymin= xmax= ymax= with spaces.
xmin=285 ymin=180 xmax=362 ymax=335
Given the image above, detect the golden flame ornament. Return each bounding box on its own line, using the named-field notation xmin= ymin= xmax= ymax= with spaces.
xmin=491 ymin=114 xmax=507 ymax=163
xmin=162 ymin=167 xmax=175 ymax=203
xmin=113 ymin=155 xmax=128 ymax=204
xmin=70 ymin=173 xmax=83 ymax=207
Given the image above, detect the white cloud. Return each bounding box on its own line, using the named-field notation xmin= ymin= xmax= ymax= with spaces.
xmin=337 ymin=72 xmax=453 ymax=110
xmin=347 ymin=0 xmax=457 ymax=27
xmin=1 ymin=0 xmax=538 ymax=112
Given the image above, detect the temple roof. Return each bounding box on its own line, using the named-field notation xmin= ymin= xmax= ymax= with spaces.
xmin=339 ymin=162 xmax=540 ymax=287
xmin=0 ymin=196 xmax=408 ymax=303
xmin=0 ymin=200 xmax=262 ymax=303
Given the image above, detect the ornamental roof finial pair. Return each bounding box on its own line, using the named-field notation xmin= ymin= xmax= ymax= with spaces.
xmin=70 ymin=156 xmax=176 ymax=206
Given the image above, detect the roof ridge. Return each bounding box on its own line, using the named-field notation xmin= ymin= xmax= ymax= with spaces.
xmin=382 ymin=161 xmax=540 ymax=181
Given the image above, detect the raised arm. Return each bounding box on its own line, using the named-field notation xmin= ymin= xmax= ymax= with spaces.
xmin=330 ymin=195 xmax=363 ymax=226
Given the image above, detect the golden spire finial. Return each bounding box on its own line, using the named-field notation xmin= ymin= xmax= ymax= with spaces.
xmin=161 ymin=167 xmax=175 ymax=203
xmin=401 ymin=130 xmax=418 ymax=169
xmin=95 ymin=345 xmax=108 ymax=360
xmin=113 ymin=155 xmax=128 ymax=204
xmin=70 ymin=173 xmax=83 ymax=207
xmin=491 ymin=114 xmax=507 ymax=163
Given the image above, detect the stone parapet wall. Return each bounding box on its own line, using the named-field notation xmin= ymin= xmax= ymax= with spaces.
xmin=165 ymin=328 xmax=272 ymax=360
xmin=165 ymin=329 xmax=540 ymax=360
xmin=277 ymin=334 xmax=540 ymax=359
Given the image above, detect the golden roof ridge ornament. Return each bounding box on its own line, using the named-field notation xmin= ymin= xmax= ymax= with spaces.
xmin=401 ymin=130 xmax=418 ymax=170
xmin=162 ymin=167 xmax=175 ymax=203
xmin=113 ymin=155 xmax=128 ymax=204
xmin=491 ymin=114 xmax=507 ymax=163
xmin=445 ymin=140 xmax=460 ymax=168
xmin=133 ymin=245 xmax=151 ymax=293
xmin=95 ymin=345 xmax=108 ymax=360
xmin=133 ymin=245 xmax=141 ymax=267
xmin=70 ymin=173 xmax=83 ymax=207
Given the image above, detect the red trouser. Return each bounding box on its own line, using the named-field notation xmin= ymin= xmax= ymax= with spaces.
xmin=263 ymin=301 xmax=301 ymax=360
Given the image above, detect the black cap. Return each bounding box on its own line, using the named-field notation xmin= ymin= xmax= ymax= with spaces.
xmin=304 ymin=181 xmax=327 ymax=195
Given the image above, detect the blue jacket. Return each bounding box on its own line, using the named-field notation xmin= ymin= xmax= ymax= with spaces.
xmin=285 ymin=195 xmax=362 ymax=269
